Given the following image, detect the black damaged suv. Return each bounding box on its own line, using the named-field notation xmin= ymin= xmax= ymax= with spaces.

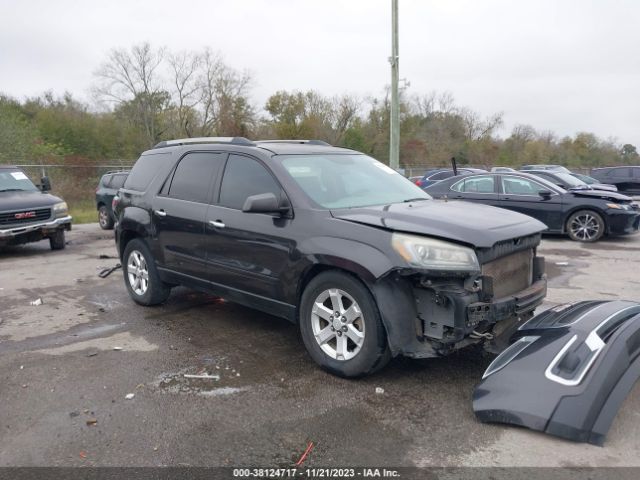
xmin=0 ymin=166 xmax=71 ymax=250
xmin=114 ymin=138 xmax=548 ymax=377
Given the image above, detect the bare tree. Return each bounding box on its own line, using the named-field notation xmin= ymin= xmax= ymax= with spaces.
xmin=93 ymin=42 xmax=168 ymax=147
xmin=167 ymin=50 xmax=202 ymax=137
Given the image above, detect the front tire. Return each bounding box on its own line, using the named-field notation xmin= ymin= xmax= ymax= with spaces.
xmin=123 ymin=238 xmax=171 ymax=306
xmin=299 ymin=271 xmax=390 ymax=377
xmin=98 ymin=205 xmax=114 ymax=230
xmin=49 ymin=230 xmax=66 ymax=250
xmin=566 ymin=210 xmax=605 ymax=242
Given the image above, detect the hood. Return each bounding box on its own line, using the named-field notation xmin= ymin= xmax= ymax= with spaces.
xmin=590 ymin=183 xmax=618 ymax=192
xmin=331 ymin=200 xmax=547 ymax=248
xmin=0 ymin=190 xmax=63 ymax=211
xmin=570 ymin=189 xmax=632 ymax=202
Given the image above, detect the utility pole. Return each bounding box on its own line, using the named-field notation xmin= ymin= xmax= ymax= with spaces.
xmin=389 ymin=0 xmax=400 ymax=170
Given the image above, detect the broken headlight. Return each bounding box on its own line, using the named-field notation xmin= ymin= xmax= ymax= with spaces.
xmin=391 ymin=233 xmax=480 ymax=272
xmin=53 ymin=201 xmax=68 ymax=218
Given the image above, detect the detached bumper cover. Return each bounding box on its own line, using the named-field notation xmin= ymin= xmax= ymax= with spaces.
xmin=0 ymin=215 xmax=72 ymax=239
xmin=473 ymin=300 xmax=640 ymax=445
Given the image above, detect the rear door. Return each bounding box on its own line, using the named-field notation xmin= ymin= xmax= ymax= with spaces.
xmin=204 ymin=154 xmax=294 ymax=311
xmin=449 ymin=175 xmax=501 ymax=206
xmin=498 ymin=175 xmax=564 ymax=231
xmin=153 ymin=152 xmax=226 ymax=281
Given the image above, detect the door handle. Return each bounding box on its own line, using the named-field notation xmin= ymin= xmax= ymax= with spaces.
xmin=209 ymin=220 xmax=225 ymax=228
xmin=154 ymin=209 xmax=167 ymax=217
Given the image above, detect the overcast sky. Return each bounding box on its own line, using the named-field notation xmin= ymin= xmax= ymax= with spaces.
xmin=2 ymin=0 xmax=639 ymax=146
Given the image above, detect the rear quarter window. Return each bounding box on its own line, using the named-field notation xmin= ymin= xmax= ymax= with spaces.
xmin=124 ymin=153 xmax=169 ymax=191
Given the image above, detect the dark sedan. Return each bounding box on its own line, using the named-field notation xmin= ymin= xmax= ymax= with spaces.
xmin=425 ymin=172 xmax=639 ymax=242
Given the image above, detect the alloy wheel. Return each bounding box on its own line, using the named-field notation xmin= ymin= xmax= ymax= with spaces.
xmin=127 ymin=250 xmax=149 ymax=296
xmin=311 ymin=288 xmax=365 ymax=361
xmin=570 ymin=213 xmax=600 ymax=241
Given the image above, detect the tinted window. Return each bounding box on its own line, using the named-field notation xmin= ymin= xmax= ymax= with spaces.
xmin=609 ymin=168 xmax=630 ymax=178
xmin=502 ymin=177 xmax=545 ymax=195
xmin=633 ymin=168 xmax=640 ymax=178
xmin=219 ymin=155 xmax=281 ymax=209
xmin=125 ymin=153 xmax=168 ymax=191
xmin=110 ymin=174 xmax=127 ymax=189
xmin=453 ymin=175 xmax=495 ymax=193
xmin=168 ymin=153 xmax=224 ymax=203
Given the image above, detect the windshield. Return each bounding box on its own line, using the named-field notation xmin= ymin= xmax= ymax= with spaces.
xmin=0 ymin=169 xmax=38 ymax=192
xmin=279 ymin=154 xmax=431 ymax=209
xmin=554 ymin=172 xmax=587 ymax=188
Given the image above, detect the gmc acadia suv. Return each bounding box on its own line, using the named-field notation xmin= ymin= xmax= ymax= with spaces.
xmin=114 ymin=138 xmax=547 ymax=377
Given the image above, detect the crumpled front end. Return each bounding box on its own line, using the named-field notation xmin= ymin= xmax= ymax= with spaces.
xmin=371 ymin=233 xmax=547 ymax=358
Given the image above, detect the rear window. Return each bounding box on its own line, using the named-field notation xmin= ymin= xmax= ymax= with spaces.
xmin=124 ymin=154 xmax=166 ymax=191
xmin=110 ymin=174 xmax=127 ymax=189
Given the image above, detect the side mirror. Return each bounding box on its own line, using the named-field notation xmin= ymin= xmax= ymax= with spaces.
xmin=538 ymin=189 xmax=552 ymax=199
xmin=242 ymin=192 xmax=290 ymax=215
xmin=40 ymin=176 xmax=51 ymax=192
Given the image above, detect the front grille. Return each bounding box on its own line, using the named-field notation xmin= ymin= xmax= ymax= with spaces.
xmin=482 ymin=248 xmax=533 ymax=298
xmin=476 ymin=233 xmax=541 ymax=264
xmin=0 ymin=208 xmax=52 ymax=227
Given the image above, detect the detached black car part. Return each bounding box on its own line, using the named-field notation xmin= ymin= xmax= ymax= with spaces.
xmin=473 ymin=300 xmax=640 ymax=445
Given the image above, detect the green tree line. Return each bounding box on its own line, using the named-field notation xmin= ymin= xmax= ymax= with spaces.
xmin=1 ymin=42 xmax=638 ymax=169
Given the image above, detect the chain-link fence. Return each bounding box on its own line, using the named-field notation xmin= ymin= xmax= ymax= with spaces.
xmin=16 ymin=163 xmax=134 ymax=206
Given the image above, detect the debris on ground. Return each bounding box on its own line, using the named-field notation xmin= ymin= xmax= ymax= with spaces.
xmin=295 ymin=442 xmax=315 ymax=467
xmin=21 ymin=384 xmax=28 ymax=388
xmin=183 ymin=373 xmax=220 ymax=380
xmin=113 ymin=346 xmax=123 ymax=351
xmin=79 ymin=451 xmax=87 ymax=459
xmin=98 ymin=263 xmax=122 ymax=278
xmin=99 ymin=254 xmax=115 ymax=259
xmin=375 ymin=387 xmax=385 ymax=395
xmin=125 ymin=393 xmax=135 ymax=400
xmin=86 ymin=351 xmax=99 ymax=357
xmin=29 ymin=298 xmax=43 ymax=306
xmin=19 ymin=365 xmax=24 ymax=370
xmin=86 ymin=419 xmax=98 ymax=426
xmin=69 ymin=411 xmax=80 ymax=418
xmin=555 ymin=261 xmax=569 ymax=266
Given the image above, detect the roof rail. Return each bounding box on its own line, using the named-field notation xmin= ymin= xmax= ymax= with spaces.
xmin=255 ymin=139 xmax=332 ymax=146
xmin=153 ymin=137 xmax=255 ymax=149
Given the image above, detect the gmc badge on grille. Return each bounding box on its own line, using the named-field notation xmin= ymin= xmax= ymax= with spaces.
xmin=15 ymin=211 xmax=36 ymax=219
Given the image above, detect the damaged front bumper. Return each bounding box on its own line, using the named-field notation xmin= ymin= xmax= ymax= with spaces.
xmin=473 ymin=300 xmax=640 ymax=445
xmin=371 ymin=255 xmax=547 ymax=359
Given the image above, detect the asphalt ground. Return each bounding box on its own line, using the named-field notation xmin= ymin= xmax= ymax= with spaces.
xmin=1 ymin=224 xmax=640 ymax=467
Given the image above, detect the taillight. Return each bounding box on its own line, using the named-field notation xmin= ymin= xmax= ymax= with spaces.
xmin=112 ymin=195 xmax=120 ymax=212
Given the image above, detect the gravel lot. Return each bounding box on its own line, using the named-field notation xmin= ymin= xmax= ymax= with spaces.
xmin=1 ymin=224 xmax=639 ymax=467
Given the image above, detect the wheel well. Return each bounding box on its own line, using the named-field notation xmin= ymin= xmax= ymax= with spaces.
xmin=118 ymin=230 xmax=138 ymax=259
xmin=295 ymin=264 xmax=375 ymax=319
xmin=563 ymin=207 xmax=608 ymax=233
xmin=97 ymin=202 xmax=105 ymax=210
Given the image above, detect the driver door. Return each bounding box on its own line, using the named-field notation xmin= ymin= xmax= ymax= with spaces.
xmin=204 ymin=154 xmax=294 ymax=307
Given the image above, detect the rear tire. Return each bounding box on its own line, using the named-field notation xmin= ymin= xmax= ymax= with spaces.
xmin=566 ymin=210 xmax=605 ymax=242
xmin=98 ymin=205 xmax=114 ymax=230
xmin=299 ymin=271 xmax=391 ymax=377
xmin=123 ymin=238 xmax=171 ymax=306
xmin=49 ymin=230 xmax=66 ymax=250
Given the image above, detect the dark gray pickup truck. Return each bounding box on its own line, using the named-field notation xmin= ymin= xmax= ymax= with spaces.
xmin=0 ymin=166 xmax=72 ymax=250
